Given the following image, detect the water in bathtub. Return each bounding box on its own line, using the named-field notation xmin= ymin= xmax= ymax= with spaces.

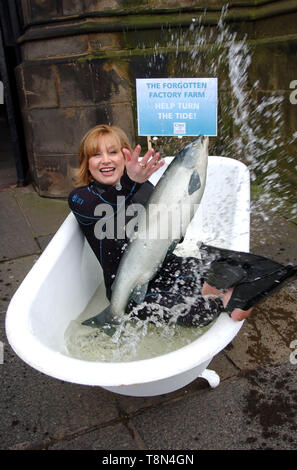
xmin=64 ymin=242 xmax=215 ymax=363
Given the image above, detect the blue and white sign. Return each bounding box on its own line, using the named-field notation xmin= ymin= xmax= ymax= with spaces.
xmin=136 ymin=78 xmax=217 ymax=136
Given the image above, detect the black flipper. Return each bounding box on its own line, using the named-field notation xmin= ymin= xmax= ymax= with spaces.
xmin=226 ymin=264 xmax=297 ymax=313
xmin=205 ymin=261 xmax=246 ymax=290
xmin=201 ymin=243 xmax=297 ymax=313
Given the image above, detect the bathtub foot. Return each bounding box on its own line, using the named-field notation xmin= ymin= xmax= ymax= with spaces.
xmin=198 ymin=369 xmax=220 ymax=388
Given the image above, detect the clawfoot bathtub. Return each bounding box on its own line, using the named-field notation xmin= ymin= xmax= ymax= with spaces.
xmin=6 ymin=156 xmax=249 ymax=396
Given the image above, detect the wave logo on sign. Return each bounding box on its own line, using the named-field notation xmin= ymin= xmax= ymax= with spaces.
xmin=174 ymin=122 xmax=186 ymax=135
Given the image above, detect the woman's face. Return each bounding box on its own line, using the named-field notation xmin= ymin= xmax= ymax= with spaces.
xmin=88 ymin=134 xmax=125 ymax=185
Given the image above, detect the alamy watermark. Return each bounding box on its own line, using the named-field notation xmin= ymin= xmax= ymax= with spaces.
xmin=93 ymin=198 xmax=199 ymax=241
xmin=289 ymin=81 xmax=297 ymax=365
xmin=0 ymin=340 xmax=4 ymax=364
xmin=290 ymin=339 xmax=297 ymax=365
xmin=0 ymin=80 xmax=3 ymax=104
xmin=289 ymin=80 xmax=297 ymax=105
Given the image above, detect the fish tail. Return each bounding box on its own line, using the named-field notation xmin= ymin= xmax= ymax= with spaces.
xmin=81 ymin=306 xmax=119 ymax=335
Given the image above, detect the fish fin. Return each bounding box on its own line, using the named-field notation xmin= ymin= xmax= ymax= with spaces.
xmin=81 ymin=306 xmax=119 ymax=336
xmin=188 ymin=169 xmax=201 ymax=195
xmin=167 ymin=239 xmax=179 ymax=255
xmin=131 ymin=283 xmax=149 ymax=304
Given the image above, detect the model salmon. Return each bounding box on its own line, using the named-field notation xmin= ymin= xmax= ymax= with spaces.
xmin=82 ymin=135 xmax=209 ymax=334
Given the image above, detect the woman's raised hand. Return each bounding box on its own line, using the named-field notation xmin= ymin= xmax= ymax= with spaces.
xmin=122 ymin=145 xmax=165 ymax=183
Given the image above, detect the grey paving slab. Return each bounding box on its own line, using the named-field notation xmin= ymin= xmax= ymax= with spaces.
xmin=260 ymin=290 xmax=297 ymax=347
xmin=36 ymin=234 xmax=54 ymax=251
xmin=14 ymin=186 xmax=69 ymax=237
xmin=225 ymin=291 xmax=297 ymax=370
xmin=0 ymin=255 xmax=39 ymax=313
xmin=0 ymin=335 xmax=120 ymax=450
xmin=0 ymin=191 xmax=40 ymax=261
xmin=130 ymin=363 xmax=297 ymax=450
xmin=116 ymin=352 xmax=238 ymax=416
xmin=49 ymin=422 xmax=140 ymax=450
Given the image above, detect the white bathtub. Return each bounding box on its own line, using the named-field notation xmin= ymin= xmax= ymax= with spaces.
xmin=6 ymin=156 xmax=250 ymax=396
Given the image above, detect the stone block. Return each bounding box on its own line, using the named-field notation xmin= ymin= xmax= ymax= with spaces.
xmin=32 ymin=153 xmax=79 ymax=197
xmin=25 ymin=104 xmax=134 ymax=194
xmin=22 ymin=64 xmax=58 ymax=109
xmin=108 ymin=103 xmax=135 ymax=145
xmin=249 ymin=39 xmax=297 ymax=91
xmin=22 ymin=35 xmax=89 ymax=61
xmin=253 ymin=11 xmax=297 ymax=39
xmin=29 ymin=0 xmax=58 ymax=21
xmin=62 ymin=0 xmax=85 ymax=16
xmin=129 ymin=53 xmax=168 ymax=85
xmin=91 ymin=59 xmax=132 ymax=105
xmin=28 ymin=107 xmax=97 ymax=154
xmin=67 ymin=153 xmax=80 ymax=188
xmin=123 ymin=27 xmax=172 ymax=50
xmin=88 ymin=32 xmax=120 ymax=51
xmin=34 ymin=154 xmax=68 ymax=197
xmin=33 ymin=154 xmax=80 ymax=197
xmin=56 ymin=62 xmax=93 ymax=107
xmin=84 ymin=0 xmax=121 ymax=12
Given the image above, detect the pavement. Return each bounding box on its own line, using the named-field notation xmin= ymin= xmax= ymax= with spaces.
xmin=0 ymin=177 xmax=297 ymax=451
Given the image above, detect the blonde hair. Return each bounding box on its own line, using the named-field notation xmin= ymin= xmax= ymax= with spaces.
xmin=75 ymin=124 xmax=132 ymax=186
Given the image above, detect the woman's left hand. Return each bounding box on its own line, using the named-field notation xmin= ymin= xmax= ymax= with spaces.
xmin=122 ymin=145 xmax=165 ymax=183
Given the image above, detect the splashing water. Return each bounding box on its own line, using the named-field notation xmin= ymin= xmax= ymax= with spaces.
xmin=64 ymin=279 xmax=211 ymax=362
xmin=148 ymin=7 xmax=296 ymax=227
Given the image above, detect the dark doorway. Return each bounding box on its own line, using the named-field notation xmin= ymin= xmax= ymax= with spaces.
xmin=0 ymin=101 xmax=17 ymax=189
xmin=0 ymin=0 xmax=28 ymax=188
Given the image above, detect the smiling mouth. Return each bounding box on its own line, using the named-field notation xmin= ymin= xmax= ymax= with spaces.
xmin=100 ymin=167 xmax=115 ymax=175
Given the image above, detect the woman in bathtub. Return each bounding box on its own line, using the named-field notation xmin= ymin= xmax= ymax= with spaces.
xmin=68 ymin=124 xmax=296 ymax=330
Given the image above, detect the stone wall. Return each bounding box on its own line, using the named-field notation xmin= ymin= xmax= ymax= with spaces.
xmin=15 ymin=0 xmax=297 ymax=196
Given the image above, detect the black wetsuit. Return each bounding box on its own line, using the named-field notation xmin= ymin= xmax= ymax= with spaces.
xmin=68 ymin=173 xmax=223 ymax=327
